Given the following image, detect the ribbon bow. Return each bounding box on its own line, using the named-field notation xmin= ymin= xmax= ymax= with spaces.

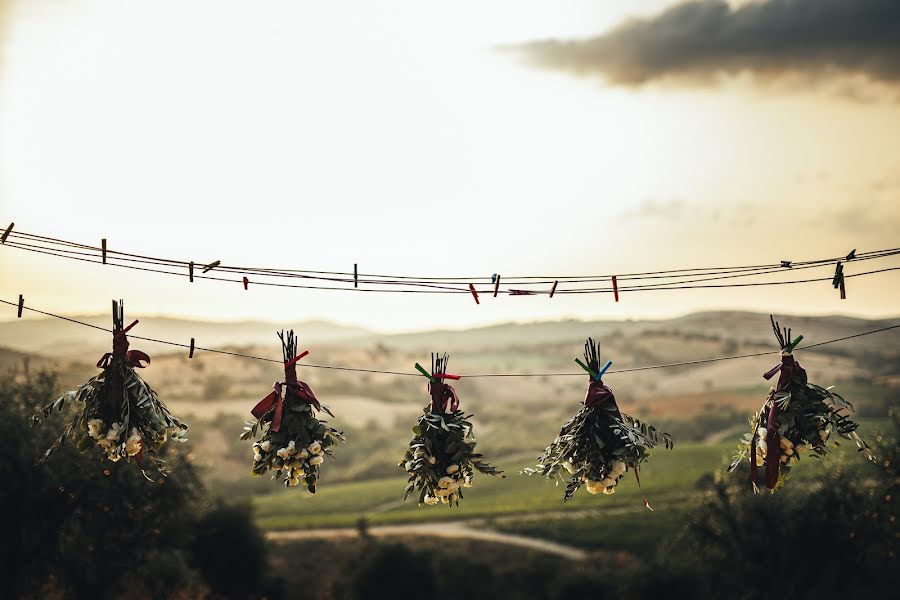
xmin=96 ymin=319 xmax=150 ymax=369
xmin=251 ymin=351 xmax=319 ymax=432
xmin=429 ymin=374 xmax=460 ymax=414
xmin=583 ymin=379 xmax=615 ymax=407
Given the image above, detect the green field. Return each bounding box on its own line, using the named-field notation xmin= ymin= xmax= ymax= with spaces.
xmin=253 ymin=443 xmax=733 ymax=530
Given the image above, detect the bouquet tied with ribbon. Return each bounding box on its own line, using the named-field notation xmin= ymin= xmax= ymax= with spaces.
xmin=30 ymin=300 xmax=188 ymax=477
xmin=729 ymin=316 xmax=869 ymax=492
xmin=400 ymin=354 xmax=504 ymax=507
xmin=523 ymin=338 xmax=673 ymax=506
xmin=240 ymin=330 xmax=344 ymax=492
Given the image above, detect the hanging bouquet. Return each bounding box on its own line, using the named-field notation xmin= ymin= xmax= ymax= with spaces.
xmin=729 ymin=316 xmax=868 ymax=492
xmin=523 ymin=338 xmax=673 ymax=505
xmin=29 ymin=300 xmax=188 ymax=477
xmin=400 ymin=354 xmax=504 ymax=507
xmin=240 ymin=331 xmax=344 ymax=492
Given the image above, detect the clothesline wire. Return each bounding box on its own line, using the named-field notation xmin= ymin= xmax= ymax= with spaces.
xmin=2 ymin=297 xmax=897 ymax=378
xmin=4 ymin=237 xmax=900 ymax=294
xmin=4 ymin=227 xmax=898 ymax=288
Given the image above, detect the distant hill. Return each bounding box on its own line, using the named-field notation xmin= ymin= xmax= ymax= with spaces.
xmin=0 ymin=310 xmax=895 ymax=361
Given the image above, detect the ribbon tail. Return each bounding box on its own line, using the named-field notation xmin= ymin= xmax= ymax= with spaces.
xmin=762 ymin=364 xmax=782 ymax=380
xmin=96 ymin=353 xmax=113 ymax=369
xmin=445 ymin=385 xmax=460 ymax=413
xmin=127 ymin=350 xmax=151 ymax=368
xmin=633 ymin=467 xmax=653 ymax=511
xmin=251 ymin=390 xmax=279 ymax=420
xmin=271 ymin=393 xmax=284 ymax=433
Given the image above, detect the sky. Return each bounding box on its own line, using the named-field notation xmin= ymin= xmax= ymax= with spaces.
xmin=1 ymin=0 xmax=899 ymax=332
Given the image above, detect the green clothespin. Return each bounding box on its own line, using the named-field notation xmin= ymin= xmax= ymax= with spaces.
xmin=414 ymin=363 xmax=434 ymax=381
xmin=784 ymin=335 xmax=803 ymax=353
xmin=574 ymin=358 xmax=598 ymax=379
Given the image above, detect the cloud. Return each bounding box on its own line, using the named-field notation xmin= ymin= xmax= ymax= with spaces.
xmin=513 ymin=0 xmax=900 ymax=87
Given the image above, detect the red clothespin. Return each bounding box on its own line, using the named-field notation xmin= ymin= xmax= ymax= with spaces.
xmin=493 ymin=274 xmax=501 ymax=297
xmin=243 ymin=276 xmax=249 ymax=290
xmin=840 ymin=278 xmax=846 ymax=300
xmin=189 ymin=337 xmax=195 ymax=358
xmin=17 ymin=294 xmax=24 ymax=318
xmin=202 ymin=260 xmax=220 ymax=273
xmin=468 ymin=284 xmax=480 ymax=304
xmin=1 ymin=222 xmax=13 ymax=244
xmin=549 ymin=280 xmax=558 ymax=298
xmin=101 ymin=239 xmax=107 ymax=264
xmin=612 ymin=276 xmax=619 ymax=302
xmin=189 ymin=262 xmax=194 ymax=282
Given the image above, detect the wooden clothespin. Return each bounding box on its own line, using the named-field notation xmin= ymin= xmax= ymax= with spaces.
xmin=612 ymin=276 xmax=619 ymax=302
xmin=468 ymin=284 xmax=480 ymax=304
xmin=549 ymin=280 xmax=558 ymax=298
xmin=17 ymin=294 xmax=24 ymax=318
xmin=101 ymin=238 xmax=107 ymax=264
xmin=1 ymin=222 xmax=13 ymax=244
xmin=189 ymin=337 xmax=195 ymax=358
xmin=202 ymin=260 xmax=220 ymax=273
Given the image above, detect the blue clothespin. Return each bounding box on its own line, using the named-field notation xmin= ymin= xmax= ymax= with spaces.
xmin=575 ymin=358 xmax=613 ymax=381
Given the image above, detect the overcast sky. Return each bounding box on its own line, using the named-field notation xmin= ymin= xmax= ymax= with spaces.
xmin=1 ymin=0 xmax=898 ymax=332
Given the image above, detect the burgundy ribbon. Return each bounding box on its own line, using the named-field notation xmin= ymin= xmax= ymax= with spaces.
xmin=752 ymin=353 xmax=804 ymax=490
xmin=429 ymin=379 xmax=460 ymax=414
xmin=96 ymin=319 xmax=150 ymax=369
xmin=251 ymin=352 xmax=319 ymax=433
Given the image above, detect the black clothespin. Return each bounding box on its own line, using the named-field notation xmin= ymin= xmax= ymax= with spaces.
xmin=846 ymin=249 xmax=856 ymax=261
xmin=243 ymin=276 xmax=249 ymax=290
xmin=832 ymin=261 xmax=846 ymax=299
xmin=780 ymin=260 xmax=792 ymax=268
xmin=549 ymin=280 xmax=558 ymax=298
xmin=354 ymin=263 xmax=358 ymax=288
xmin=17 ymin=294 xmax=24 ymax=318
xmin=189 ymin=337 xmax=195 ymax=358
xmin=1 ymin=222 xmax=13 ymax=244
xmin=101 ymin=238 xmax=107 ymax=264
xmin=493 ymin=274 xmax=501 ymax=297
xmin=202 ymin=260 xmax=220 ymax=273
xmin=189 ymin=262 xmax=194 ymax=282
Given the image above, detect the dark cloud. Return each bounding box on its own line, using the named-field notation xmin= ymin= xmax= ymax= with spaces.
xmin=514 ymin=0 xmax=900 ymax=86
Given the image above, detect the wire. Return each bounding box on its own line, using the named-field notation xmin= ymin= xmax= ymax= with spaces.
xmin=3 ymin=227 xmax=899 ymax=294
xmin=3 ymin=234 xmax=899 ymax=295
xmin=2 ymin=297 xmax=897 ymax=378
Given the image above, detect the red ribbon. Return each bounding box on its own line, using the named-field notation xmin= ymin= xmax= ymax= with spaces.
xmin=429 ymin=380 xmax=460 ymax=414
xmin=584 ymin=379 xmax=615 ymax=407
xmin=96 ymin=320 xmax=150 ymax=368
xmin=251 ymin=352 xmax=318 ymax=432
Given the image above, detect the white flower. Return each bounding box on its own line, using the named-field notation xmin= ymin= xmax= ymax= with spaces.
xmin=405 ymin=461 xmax=414 ymax=472
xmin=602 ymin=486 xmax=616 ymax=495
xmin=795 ymin=443 xmax=808 ymax=454
xmin=309 ymin=455 xmax=324 ymax=466
xmin=276 ymin=447 xmax=290 ymax=460
xmin=757 ymin=427 xmax=768 ymax=439
xmin=125 ymin=429 xmax=142 ymax=456
xmin=435 ymin=487 xmax=452 ymax=497
xmin=308 ymin=441 xmax=322 ymax=455
xmin=783 ymin=446 xmax=794 ymax=456
xmin=758 ymin=440 xmax=768 ymax=457
xmin=446 ymin=464 xmax=460 ymax=475
xmin=106 ymin=422 xmax=123 ymax=441
xmin=600 ymin=477 xmax=615 ymax=488
xmin=428 ymin=456 xmax=436 ymax=465
xmin=87 ymin=419 xmax=104 ymax=439
xmin=438 ymin=476 xmax=455 ymax=489
xmin=298 ymin=449 xmax=309 ymax=459
xmin=289 ymin=476 xmax=300 ymax=487
xmin=423 ymin=496 xmax=439 ymax=506
xmin=448 ymin=481 xmax=461 ymax=491
xmin=755 ymin=454 xmax=765 ymax=467
xmin=462 ymin=478 xmax=473 ymax=488
xmin=585 ymin=480 xmax=605 ymax=495
xmin=254 ymin=453 xmax=262 ymax=462
xmin=612 ymin=461 xmax=627 ymax=475
xmin=107 ymin=451 xmax=121 ymax=462
xmin=260 ymin=441 xmax=272 ymax=452
xmin=780 ymin=437 xmax=794 ymax=449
